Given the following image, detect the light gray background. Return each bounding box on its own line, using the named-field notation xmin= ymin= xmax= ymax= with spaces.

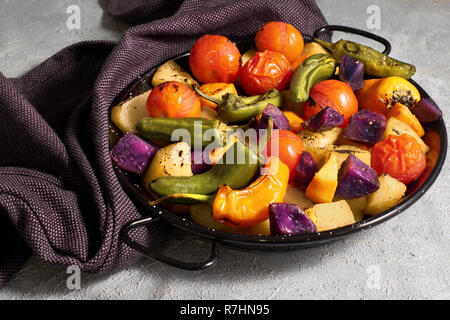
xmin=0 ymin=0 xmax=449 ymax=300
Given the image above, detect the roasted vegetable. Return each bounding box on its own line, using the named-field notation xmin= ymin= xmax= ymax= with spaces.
xmin=293 ymin=151 xmax=318 ymax=192
xmin=282 ymin=111 xmax=305 ymax=133
xmin=305 ymin=152 xmax=339 ymax=203
xmin=142 ymin=142 xmax=193 ymax=193
xmin=335 ymin=154 xmax=379 ymax=199
xmin=151 ymin=59 xmax=199 ymax=88
xmin=326 ymin=145 xmax=371 ymax=167
xmin=197 ymin=83 xmax=238 ymax=110
xmin=314 ymin=38 xmax=416 ymax=79
xmin=356 ymin=77 xmax=420 ymax=116
xmin=306 ymin=106 xmax=344 ymax=132
xmin=383 ymin=117 xmax=429 ymax=154
xmin=339 ymin=54 xmax=364 ymax=90
xmin=190 ymin=203 xmax=241 ymax=233
xmin=413 ymin=97 xmax=442 ymax=123
xmin=191 ymin=149 xmax=212 ymax=174
xmin=257 ymin=104 xmax=290 ymax=131
xmin=342 ymin=197 xmax=367 ymax=222
xmin=269 ymin=203 xmax=317 ymax=235
xmin=212 ymin=157 xmax=289 ymax=227
xmin=289 ymin=53 xmax=336 ymax=103
xmin=110 ymin=132 xmax=158 ymax=174
xmin=194 ymin=85 xmax=284 ymax=123
xmin=297 ymin=127 xmax=343 ymax=166
xmin=137 ymin=117 xmax=226 ymax=148
xmin=111 ymin=90 xmax=151 ymax=133
xmin=387 ymin=103 xmax=424 ymax=137
xmin=305 ymin=200 xmax=357 ymax=231
xmin=150 ymin=140 xmax=260 ymax=201
xmin=343 ymin=110 xmax=387 ymax=144
xmin=365 ymin=174 xmax=407 ymax=215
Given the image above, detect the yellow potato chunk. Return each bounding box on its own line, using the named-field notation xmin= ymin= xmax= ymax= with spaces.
xmin=110 ymin=90 xmax=151 ymax=133
xmin=305 ymin=200 xmax=356 ymax=232
xmin=365 ymin=174 xmax=407 ymax=215
xmin=297 ymin=127 xmax=343 ymax=166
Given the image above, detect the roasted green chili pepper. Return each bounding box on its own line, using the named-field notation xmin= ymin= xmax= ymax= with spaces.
xmin=136 ymin=117 xmax=227 ymax=147
xmin=289 ymin=53 xmax=336 ymax=103
xmin=193 ymin=85 xmax=284 ymax=124
xmin=149 ymin=119 xmax=273 ymax=204
xmin=149 ymin=140 xmax=260 ymax=202
xmin=314 ymin=38 xmax=416 ymax=79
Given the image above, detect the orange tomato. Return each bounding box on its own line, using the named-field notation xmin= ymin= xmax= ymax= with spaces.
xmin=371 ymin=134 xmax=426 ymax=184
xmin=302 ymin=80 xmax=358 ymax=127
xmin=255 ymin=21 xmax=304 ymax=66
xmin=240 ymin=50 xmax=292 ymax=96
xmin=146 ymin=81 xmax=201 ymax=118
xmin=263 ymin=129 xmax=303 ymax=181
xmin=189 ymin=35 xmax=241 ymax=84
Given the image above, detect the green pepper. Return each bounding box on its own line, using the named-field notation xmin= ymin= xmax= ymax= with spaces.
xmin=314 ymin=38 xmax=416 ymax=79
xmin=193 ymin=85 xmax=284 ymax=124
xmin=136 ymin=117 xmax=227 ymax=147
xmin=148 ymin=119 xmax=273 ymax=204
xmin=289 ymin=53 xmax=336 ymax=103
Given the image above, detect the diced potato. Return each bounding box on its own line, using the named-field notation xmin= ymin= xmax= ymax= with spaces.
xmin=297 ymin=127 xmax=343 ymax=166
xmin=365 ymin=174 xmax=407 ymax=215
xmin=305 ymin=200 xmax=356 ymax=232
xmin=111 ymin=90 xmax=151 ymax=133
xmin=326 ymin=145 xmax=371 ymax=167
xmin=341 ymin=196 xmax=367 ymax=222
xmin=142 ymin=142 xmax=192 ymax=193
xmin=241 ymin=48 xmax=256 ymax=66
xmin=387 ymin=103 xmax=424 ymax=137
xmin=283 ymin=185 xmax=314 ymax=209
xmin=151 ymin=60 xmax=198 ymax=88
xmin=305 ymin=153 xmax=339 ymax=203
xmin=190 ymin=204 xmax=241 ymax=233
xmin=243 ymin=219 xmax=271 ymax=235
xmin=383 ymin=117 xmax=429 ymax=154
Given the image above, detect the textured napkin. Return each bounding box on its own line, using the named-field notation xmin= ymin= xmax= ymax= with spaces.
xmin=0 ymin=0 xmax=329 ymax=286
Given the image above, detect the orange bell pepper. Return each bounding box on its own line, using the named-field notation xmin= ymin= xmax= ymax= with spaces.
xmin=212 ymin=157 xmax=289 ymax=227
xmin=387 ymin=103 xmax=425 ymax=137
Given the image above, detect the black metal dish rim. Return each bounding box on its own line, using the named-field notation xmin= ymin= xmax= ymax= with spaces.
xmin=110 ymin=41 xmax=448 ymax=246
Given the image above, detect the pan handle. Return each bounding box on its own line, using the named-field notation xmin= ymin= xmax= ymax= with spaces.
xmin=120 ymin=215 xmax=219 ymax=270
xmin=314 ymin=25 xmax=391 ymax=55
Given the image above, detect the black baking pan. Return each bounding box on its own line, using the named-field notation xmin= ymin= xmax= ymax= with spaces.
xmin=111 ymin=25 xmax=447 ymax=270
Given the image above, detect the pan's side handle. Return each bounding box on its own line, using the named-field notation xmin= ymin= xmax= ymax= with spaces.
xmin=314 ymin=25 xmax=392 ymax=55
xmin=120 ymin=216 xmax=218 ymax=271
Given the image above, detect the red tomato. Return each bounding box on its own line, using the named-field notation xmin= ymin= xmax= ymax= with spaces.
xmin=263 ymin=130 xmax=303 ymax=181
xmin=255 ymin=21 xmax=304 ymax=66
xmin=302 ymin=80 xmax=358 ymax=126
xmin=146 ymin=81 xmax=201 ymax=118
xmin=371 ymin=134 xmax=426 ymax=184
xmin=189 ymin=35 xmax=241 ymax=84
xmin=240 ymin=50 xmax=292 ymax=96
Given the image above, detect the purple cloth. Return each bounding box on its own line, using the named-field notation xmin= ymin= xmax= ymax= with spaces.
xmin=0 ymin=0 xmax=329 ymax=286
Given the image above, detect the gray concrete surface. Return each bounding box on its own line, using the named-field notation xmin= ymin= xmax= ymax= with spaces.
xmin=0 ymin=0 xmax=449 ymax=300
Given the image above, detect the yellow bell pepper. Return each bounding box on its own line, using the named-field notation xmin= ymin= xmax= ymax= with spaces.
xmin=212 ymin=157 xmax=289 ymax=227
xmin=387 ymin=102 xmax=425 ymax=137
xmin=198 ymin=83 xmax=238 ymax=110
xmin=282 ymin=111 xmax=305 ymax=133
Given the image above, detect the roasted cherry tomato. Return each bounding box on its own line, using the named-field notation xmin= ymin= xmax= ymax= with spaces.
xmin=189 ymin=35 xmax=241 ymax=84
xmin=240 ymin=50 xmax=292 ymax=96
xmin=302 ymin=80 xmax=358 ymax=126
xmin=255 ymin=21 xmax=304 ymax=66
xmin=371 ymin=134 xmax=426 ymax=184
xmin=263 ymin=129 xmax=303 ymax=181
xmin=146 ymin=81 xmax=201 ymax=118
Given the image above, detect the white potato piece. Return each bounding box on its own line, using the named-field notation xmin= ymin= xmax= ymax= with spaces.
xmin=111 ymin=90 xmax=151 ymax=133
xmin=365 ymin=174 xmax=407 ymax=216
xmin=151 ymin=60 xmax=198 ymax=88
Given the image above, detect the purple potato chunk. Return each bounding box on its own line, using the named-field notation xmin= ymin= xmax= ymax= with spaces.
xmin=110 ymin=132 xmax=158 ymax=174
xmin=413 ymin=97 xmax=442 ymax=122
xmin=191 ymin=149 xmax=212 ymax=174
xmin=257 ymin=104 xmax=290 ymax=131
xmin=344 ymin=110 xmax=386 ymax=144
xmin=269 ymin=203 xmax=317 ymax=235
xmin=306 ymin=106 xmax=344 ymax=132
xmin=294 ymin=151 xmax=318 ymax=191
xmin=335 ymin=154 xmax=379 ymax=199
xmin=339 ymin=55 xmax=364 ymax=90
